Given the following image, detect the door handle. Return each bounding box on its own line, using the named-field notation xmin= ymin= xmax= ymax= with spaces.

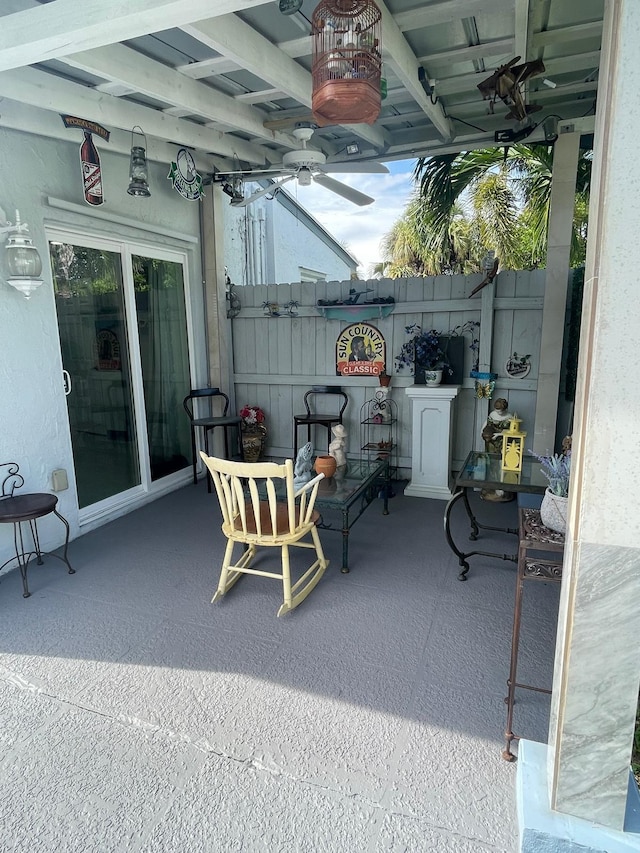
xmin=62 ymin=369 xmax=72 ymax=396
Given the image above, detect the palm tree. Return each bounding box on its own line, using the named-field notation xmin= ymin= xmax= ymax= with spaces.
xmin=412 ymin=144 xmax=592 ymax=270
xmin=377 ymin=195 xmax=485 ymax=278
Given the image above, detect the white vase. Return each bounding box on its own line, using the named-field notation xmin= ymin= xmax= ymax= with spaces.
xmin=424 ymin=369 xmax=443 ymax=386
xmin=540 ymin=487 xmax=568 ymax=533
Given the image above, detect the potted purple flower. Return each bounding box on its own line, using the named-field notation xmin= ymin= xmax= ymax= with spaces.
xmin=395 ymin=325 xmax=451 ymax=386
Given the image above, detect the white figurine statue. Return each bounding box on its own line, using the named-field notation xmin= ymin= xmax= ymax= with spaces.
xmin=293 ymin=441 xmax=314 ymax=488
xmin=328 ymin=423 xmax=347 ymax=467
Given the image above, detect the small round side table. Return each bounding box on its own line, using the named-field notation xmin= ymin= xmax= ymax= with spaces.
xmin=0 ymin=493 xmax=75 ymax=598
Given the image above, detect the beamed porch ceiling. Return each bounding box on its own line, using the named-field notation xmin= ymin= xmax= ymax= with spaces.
xmin=0 ymin=0 xmax=603 ymax=173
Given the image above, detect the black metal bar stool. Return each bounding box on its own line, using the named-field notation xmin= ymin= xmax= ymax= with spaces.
xmin=183 ymin=388 xmax=242 ymax=492
xmin=0 ymin=463 xmax=74 ymax=598
xmin=293 ymin=386 xmax=348 ymax=456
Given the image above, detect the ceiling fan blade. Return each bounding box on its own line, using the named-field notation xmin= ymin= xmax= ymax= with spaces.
xmin=322 ymin=161 xmax=389 ymax=174
xmin=230 ymin=176 xmax=295 ymax=207
xmin=312 ymin=174 xmax=374 ymax=206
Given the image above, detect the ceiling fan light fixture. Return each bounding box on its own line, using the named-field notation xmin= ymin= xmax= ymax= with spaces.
xmin=297 ymin=167 xmax=312 ymax=186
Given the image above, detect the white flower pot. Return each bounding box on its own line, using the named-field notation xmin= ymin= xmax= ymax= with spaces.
xmin=424 ymin=369 xmax=443 ymax=386
xmin=540 ymin=487 xmax=568 ymax=534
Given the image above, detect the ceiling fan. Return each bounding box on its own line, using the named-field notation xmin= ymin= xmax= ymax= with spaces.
xmin=214 ymin=126 xmax=388 ymax=207
xmin=477 ymin=56 xmax=545 ymax=123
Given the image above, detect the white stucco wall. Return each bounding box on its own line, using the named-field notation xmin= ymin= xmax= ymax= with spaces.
xmin=223 ymin=185 xmax=354 ymax=286
xmin=0 ymin=127 xmax=206 ymax=562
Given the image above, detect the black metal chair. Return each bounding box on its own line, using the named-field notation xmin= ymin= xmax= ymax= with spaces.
xmin=293 ymin=385 xmax=348 ymax=456
xmin=183 ymin=388 xmax=242 ymax=492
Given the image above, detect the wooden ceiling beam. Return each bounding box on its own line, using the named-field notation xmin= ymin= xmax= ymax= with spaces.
xmin=0 ymin=0 xmax=271 ymax=72
xmin=59 ymin=44 xmax=297 ymax=151
xmin=0 ymin=66 xmax=271 ymax=164
xmin=377 ymin=0 xmax=454 ymax=141
xmin=394 ymin=0 xmax=511 ymax=32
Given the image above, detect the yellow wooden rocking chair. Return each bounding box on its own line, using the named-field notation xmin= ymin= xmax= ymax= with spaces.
xmin=200 ymin=453 xmax=329 ymax=616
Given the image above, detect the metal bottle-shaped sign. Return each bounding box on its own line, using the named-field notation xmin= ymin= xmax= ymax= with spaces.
xmin=80 ymin=131 xmax=103 ymax=206
xmin=61 ymin=116 xmax=110 ymax=206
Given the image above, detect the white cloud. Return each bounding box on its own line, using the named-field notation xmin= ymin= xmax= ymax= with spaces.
xmin=286 ymin=159 xmax=417 ymax=276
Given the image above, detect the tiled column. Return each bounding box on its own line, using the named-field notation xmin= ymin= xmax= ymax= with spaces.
xmin=547 ymin=0 xmax=640 ymax=830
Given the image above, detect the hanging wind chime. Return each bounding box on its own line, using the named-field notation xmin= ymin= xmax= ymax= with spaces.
xmin=311 ymin=0 xmax=382 ymax=126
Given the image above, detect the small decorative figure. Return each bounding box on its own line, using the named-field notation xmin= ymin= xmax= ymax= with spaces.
xmin=294 ymin=441 xmax=314 ymax=488
xmin=328 ymin=423 xmax=347 ymax=467
xmin=480 ymin=398 xmax=516 ymax=502
xmin=481 ymin=398 xmax=513 ymax=453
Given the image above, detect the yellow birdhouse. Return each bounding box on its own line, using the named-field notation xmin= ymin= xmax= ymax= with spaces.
xmin=501 ymin=416 xmax=526 ymax=473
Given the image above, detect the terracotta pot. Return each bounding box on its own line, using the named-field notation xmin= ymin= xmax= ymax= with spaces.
xmin=314 ymin=455 xmax=337 ymax=478
xmin=379 ymin=373 xmax=391 ymax=387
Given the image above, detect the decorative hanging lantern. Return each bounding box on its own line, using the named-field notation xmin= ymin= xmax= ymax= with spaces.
xmin=311 ymin=0 xmax=382 ymax=126
xmin=501 ymin=415 xmax=527 ymax=473
xmin=127 ymin=126 xmax=151 ymax=197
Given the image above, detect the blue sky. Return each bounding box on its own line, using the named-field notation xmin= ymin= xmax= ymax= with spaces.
xmin=285 ymin=158 xmax=417 ymax=277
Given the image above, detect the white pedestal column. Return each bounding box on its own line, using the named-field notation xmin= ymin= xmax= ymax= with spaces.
xmin=404 ymin=385 xmax=460 ymax=500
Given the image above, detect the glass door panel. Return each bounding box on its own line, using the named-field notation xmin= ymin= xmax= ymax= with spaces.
xmin=132 ymin=255 xmax=192 ymax=480
xmin=51 ymin=242 xmax=140 ymax=508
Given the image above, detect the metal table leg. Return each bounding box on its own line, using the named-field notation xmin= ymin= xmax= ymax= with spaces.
xmin=340 ymin=506 xmax=350 ymax=573
xmin=444 ymin=487 xmax=519 ymax=581
xmin=7 ymin=509 xmax=74 ymax=598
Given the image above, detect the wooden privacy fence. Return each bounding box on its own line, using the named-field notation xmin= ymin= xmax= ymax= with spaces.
xmin=229 ymin=270 xmax=548 ymax=476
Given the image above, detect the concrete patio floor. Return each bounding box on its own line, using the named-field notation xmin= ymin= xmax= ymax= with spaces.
xmin=0 ymin=480 xmax=560 ymax=852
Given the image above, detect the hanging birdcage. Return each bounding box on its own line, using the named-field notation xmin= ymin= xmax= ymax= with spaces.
xmin=311 ymin=0 xmax=382 ymax=126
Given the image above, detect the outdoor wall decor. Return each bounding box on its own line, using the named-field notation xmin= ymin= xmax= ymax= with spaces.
xmin=262 ymin=301 xmax=299 ymax=317
xmin=61 ymin=115 xmax=110 ymax=206
xmin=471 ymin=371 xmax=498 ymax=398
xmin=505 ymin=351 xmax=531 ymax=378
xmin=336 ymin=322 xmax=386 ymax=377
xmin=167 ymin=148 xmax=204 ymax=200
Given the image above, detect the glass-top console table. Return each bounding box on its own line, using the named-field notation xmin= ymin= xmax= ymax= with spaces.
xmin=444 ymin=451 xmax=548 ymax=580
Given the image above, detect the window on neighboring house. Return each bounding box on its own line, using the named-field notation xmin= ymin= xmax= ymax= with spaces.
xmin=299 ymin=266 xmax=326 ymax=282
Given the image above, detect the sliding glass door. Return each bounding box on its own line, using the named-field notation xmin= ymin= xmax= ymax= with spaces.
xmin=50 ymin=236 xmax=192 ymax=511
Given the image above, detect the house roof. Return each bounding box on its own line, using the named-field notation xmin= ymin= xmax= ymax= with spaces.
xmin=0 ymin=0 xmax=603 ymax=173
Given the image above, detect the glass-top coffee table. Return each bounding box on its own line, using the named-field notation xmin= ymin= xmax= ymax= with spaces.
xmin=311 ymin=457 xmax=390 ymax=573
xmin=444 ymin=451 xmax=548 ymax=580
xmin=250 ymin=457 xmax=390 ymax=573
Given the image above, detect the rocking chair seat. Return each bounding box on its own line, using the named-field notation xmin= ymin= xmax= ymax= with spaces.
xmin=232 ymin=501 xmax=321 ymax=537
